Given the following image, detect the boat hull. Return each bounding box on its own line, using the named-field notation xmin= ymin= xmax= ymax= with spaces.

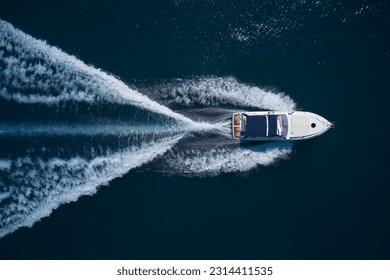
xmin=232 ymin=111 xmax=332 ymax=140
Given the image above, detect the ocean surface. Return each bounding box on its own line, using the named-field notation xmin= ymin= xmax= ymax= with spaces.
xmin=0 ymin=0 xmax=389 ymax=259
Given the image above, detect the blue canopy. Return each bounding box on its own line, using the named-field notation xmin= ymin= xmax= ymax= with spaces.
xmin=245 ymin=115 xmax=267 ymax=137
xmin=267 ymin=115 xmax=278 ymax=137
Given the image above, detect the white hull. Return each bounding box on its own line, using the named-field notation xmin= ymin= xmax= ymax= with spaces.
xmin=232 ymin=111 xmax=332 ymax=140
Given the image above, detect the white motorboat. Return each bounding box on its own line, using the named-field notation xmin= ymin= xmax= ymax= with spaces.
xmin=232 ymin=111 xmax=333 ymax=140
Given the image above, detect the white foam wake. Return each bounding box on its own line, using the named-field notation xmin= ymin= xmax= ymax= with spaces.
xmin=0 ymin=20 xmax=193 ymax=124
xmin=140 ymin=77 xmax=296 ymax=111
xmin=0 ymin=19 xmax=297 ymax=239
xmin=0 ymin=123 xmax=185 ymax=137
xmin=159 ymin=143 xmax=293 ymax=177
xmin=0 ymin=135 xmax=183 ymax=239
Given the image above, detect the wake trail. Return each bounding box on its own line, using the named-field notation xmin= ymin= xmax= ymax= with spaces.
xmin=137 ymin=77 xmax=296 ymax=111
xmin=0 ymin=19 xmax=298 ymax=239
xmin=0 ymin=135 xmax=184 ymax=239
xmin=0 ymin=20 xmax=194 ymax=125
xmin=153 ymin=137 xmax=294 ymax=177
xmin=0 ymin=123 xmax=186 ymax=137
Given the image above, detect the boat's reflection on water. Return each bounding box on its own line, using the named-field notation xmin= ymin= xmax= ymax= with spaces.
xmin=239 ymin=140 xmax=294 ymax=152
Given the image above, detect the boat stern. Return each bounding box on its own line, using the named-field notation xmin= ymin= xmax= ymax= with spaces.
xmin=232 ymin=113 xmax=242 ymax=139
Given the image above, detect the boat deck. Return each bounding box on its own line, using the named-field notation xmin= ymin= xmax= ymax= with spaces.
xmin=233 ymin=114 xmax=241 ymax=139
xmin=291 ymin=115 xmax=310 ymax=136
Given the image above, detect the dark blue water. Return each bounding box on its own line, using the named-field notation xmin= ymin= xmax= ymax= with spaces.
xmin=0 ymin=0 xmax=389 ymax=259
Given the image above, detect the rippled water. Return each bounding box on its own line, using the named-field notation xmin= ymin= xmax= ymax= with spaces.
xmin=0 ymin=0 xmax=389 ymax=259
